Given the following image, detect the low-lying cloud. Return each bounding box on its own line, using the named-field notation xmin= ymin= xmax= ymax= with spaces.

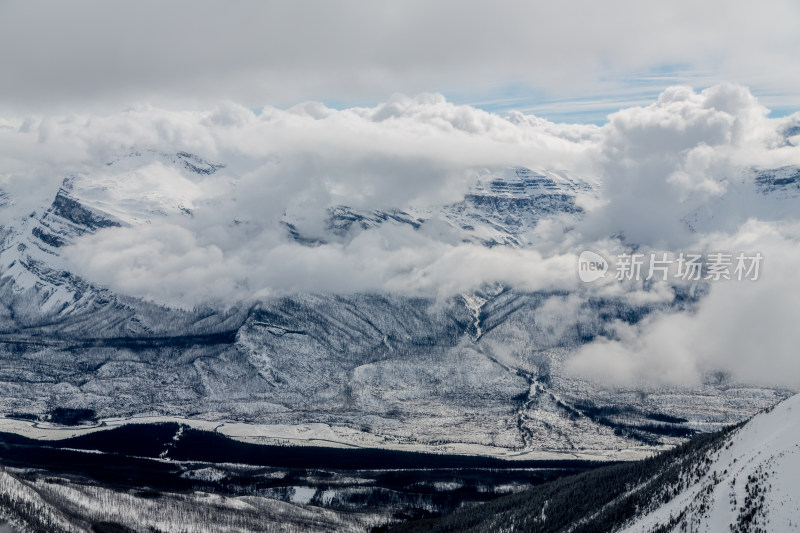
xmin=2 ymin=83 xmax=800 ymax=388
xmin=568 ymin=220 xmax=800 ymax=389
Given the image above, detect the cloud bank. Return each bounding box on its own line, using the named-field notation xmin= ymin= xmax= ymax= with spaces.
xmin=2 ymin=84 xmax=800 ymax=388
xmin=567 ymin=220 xmax=800 ymax=389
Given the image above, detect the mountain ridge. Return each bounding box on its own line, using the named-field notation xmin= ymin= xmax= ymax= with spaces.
xmin=0 ymin=152 xmax=795 ymax=458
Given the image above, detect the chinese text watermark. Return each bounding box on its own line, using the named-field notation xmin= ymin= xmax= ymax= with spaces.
xmin=578 ymin=251 xmax=763 ymax=283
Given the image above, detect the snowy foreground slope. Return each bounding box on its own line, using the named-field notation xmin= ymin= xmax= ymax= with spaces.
xmin=396 ymin=393 xmax=800 ymax=533
xmin=620 ymin=392 xmax=800 ymax=533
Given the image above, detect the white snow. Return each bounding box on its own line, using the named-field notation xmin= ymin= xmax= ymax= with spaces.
xmin=621 ymin=393 xmax=800 ymax=533
xmin=0 ymin=414 xmax=662 ymax=461
xmin=289 ymin=486 xmax=317 ymax=505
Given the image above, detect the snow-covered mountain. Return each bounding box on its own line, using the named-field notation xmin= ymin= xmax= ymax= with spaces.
xmin=0 ymin=150 xmax=226 ymax=319
xmin=282 ymin=166 xmax=594 ymax=248
xmin=0 ymin=151 xmax=796 ymax=458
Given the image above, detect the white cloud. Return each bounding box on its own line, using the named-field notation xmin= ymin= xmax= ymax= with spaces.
xmin=567 ymin=220 xmax=800 ymax=389
xmin=0 ymin=94 xmax=594 ymax=306
xmin=581 ymin=83 xmax=797 ymax=246
xmin=4 ymin=85 xmax=799 ymax=306
xmin=63 ymin=220 xmax=582 ymax=308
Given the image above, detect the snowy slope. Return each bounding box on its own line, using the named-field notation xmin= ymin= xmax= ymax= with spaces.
xmin=620 ymin=393 xmax=800 ymax=533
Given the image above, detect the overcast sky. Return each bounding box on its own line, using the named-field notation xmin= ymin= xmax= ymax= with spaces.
xmin=1 ymin=1 xmax=799 ymax=121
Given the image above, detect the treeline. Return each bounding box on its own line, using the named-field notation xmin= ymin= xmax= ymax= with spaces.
xmin=572 ymin=400 xmax=695 ymax=444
